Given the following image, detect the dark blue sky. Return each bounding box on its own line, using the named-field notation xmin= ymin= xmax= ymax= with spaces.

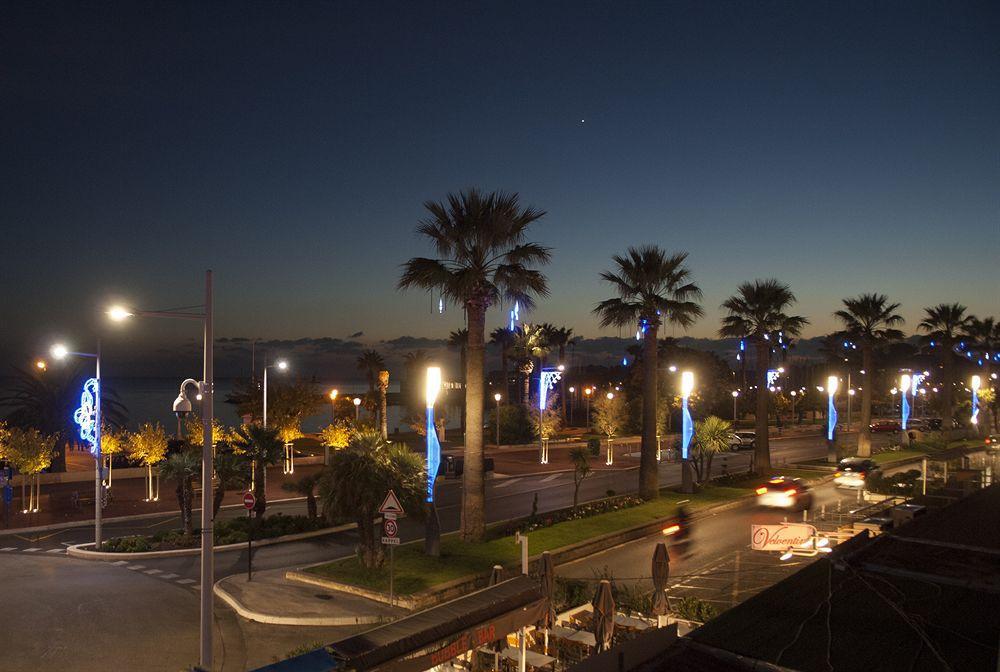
xmin=2 ymin=1 xmax=997 ymax=368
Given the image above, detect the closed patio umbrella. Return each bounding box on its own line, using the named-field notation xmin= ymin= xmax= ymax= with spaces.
xmin=537 ymin=551 xmax=556 ymax=654
xmin=651 ymin=542 xmax=670 ymax=627
xmin=591 ymin=579 xmax=615 ymax=653
xmin=489 ymin=566 xmax=505 ymax=670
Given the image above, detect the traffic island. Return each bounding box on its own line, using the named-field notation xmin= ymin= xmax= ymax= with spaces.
xmin=292 ymin=486 xmax=754 ymax=612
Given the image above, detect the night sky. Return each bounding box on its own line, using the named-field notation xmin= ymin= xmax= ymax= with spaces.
xmin=2 ymin=1 xmax=997 ymax=376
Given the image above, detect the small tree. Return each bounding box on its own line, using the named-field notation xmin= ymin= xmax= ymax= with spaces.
xmin=213 ymin=451 xmax=249 ymax=516
xmin=100 ymin=427 xmax=127 ymax=487
xmin=282 ymin=473 xmax=320 ymax=519
xmin=128 ymin=422 xmax=169 ymax=501
xmin=592 ymin=393 xmax=627 ymax=442
xmin=318 ymin=430 xmax=424 ymax=568
xmin=159 ymin=450 xmax=201 ymax=535
xmin=690 ymin=416 xmax=734 ymax=485
xmin=530 ymin=394 xmax=563 ymax=440
xmin=569 ymin=446 xmax=592 ymax=510
xmin=184 ymin=414 xmax=232 ymax=451
xmin=233 ymin=424 xmax=283 ymax=517
xmin=0 ymin=427 xmax=54 ymax=512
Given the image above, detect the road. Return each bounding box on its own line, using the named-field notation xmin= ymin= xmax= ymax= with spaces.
xmin=0 ymin=431 xmax=878 ymax=670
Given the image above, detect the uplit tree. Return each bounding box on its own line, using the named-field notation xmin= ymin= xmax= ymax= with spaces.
xmin=0 ymin=427 xmax=54 ymax=512
xmin=720 ymin=279 xmax=808 ymax=474
xmin=128 ymin=422 xmax=169 ymax=501
xmin=592 ymin=393 xmax=627 ymax=443
xmin=595 ymin=247 xmax=703 ymax=499
xmin=399 ymin=189 xmax=550 ymax=542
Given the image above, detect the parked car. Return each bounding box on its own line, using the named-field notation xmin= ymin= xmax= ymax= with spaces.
xmin=729 ymin=430 xmax=756 ymax=450
xmin=870 ymin=420 xmax=902 ymax=433
xmin=834 ymin=457 xmax=881 ymax=488
xmin=755 ymin=476 xmax=813 ymax=510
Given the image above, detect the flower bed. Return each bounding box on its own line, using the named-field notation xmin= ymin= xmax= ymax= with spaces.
xmin=99 ymin=514 xmax=329 ymax=552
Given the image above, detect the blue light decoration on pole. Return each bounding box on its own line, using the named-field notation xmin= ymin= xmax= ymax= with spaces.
xmin=680 ymin=371 xmax=694 ymax=493
xmin=508 ymin=300 xmax=520 ymax=331
xmin=971 ymin=375 xmax=981 ymax=428
xmin=424 ymin=366 xmax=442 ymax=557
xmin=74 ymin=378 xmax=100 ymax=452
xmin=899 ymin=373 xmax=912 ymax=430
xmin=537 ymin=366 xmax=563 ymax=464
xmin=826 ymin=376 xmax=838 ymax=441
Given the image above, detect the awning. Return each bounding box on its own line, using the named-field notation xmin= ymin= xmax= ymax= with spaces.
xmin=251 ymin=575 xmax=545 ymax=672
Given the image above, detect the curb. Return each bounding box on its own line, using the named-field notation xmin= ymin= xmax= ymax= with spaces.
xmin=66 ymin=521 xmax=358 ymax=560
xmin=213 ymin=578 xmax=391 ymax=627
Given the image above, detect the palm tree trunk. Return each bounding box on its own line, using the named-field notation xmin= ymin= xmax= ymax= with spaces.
xmin=522 ymin=364 xmax=533 ymax=408
xmin=857 ymin=344 xmax=874 ymax=457
xmin=639 ymin=326 xmax=659 ymax=499
xmin=460 ymin=299 xmax=487 ymax=542
xmin=755 ymin=339 xmax=771 ymax=474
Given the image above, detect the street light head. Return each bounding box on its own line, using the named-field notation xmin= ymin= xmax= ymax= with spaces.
xmin=777 ymin=367 xmax=785 ymax=373
xmin=568 ymin=386 xmax=575 ymax=393
xmin=557 ymin=364 xmax=565 ymax=372
xmin=606 ymin=392 xmax=614 ymax=400
xmin=680 ymin=371 xmax=694 ymax=398
xmin=826 ymin=376 xmax=838 ymax=395
xmin=276 ymin=360 xmax=289 ymax=371
xmin=426 ymin=366 xmax=442 ymax=408
xmin=329 ymin=389 xmax=338 ymax=400
xmin=107 ymin=306 xmax=134 ymax=322
xmin=494 ymin=392 xmax=502 ymax=402
xmin=35 ymin=359 xmax=47 ymax=371
xmin=790 ymin=390 xmax=796 ymax=397
xmin=899 ymin=374 xmax=911 ymax=394
xmin=972 ymin=375 xmax=981 ymax=391
xmin=848 ymin=389 xmax=856 ymax=396
xmin=50 ymin=344 xmax=69 ymax=360
xmin=732 ymin=390 xmax=739 ymax=398
xmin=353 ymin=397 xmax=362 ymax=406
xmin=668 ymin=365 xmax=677 ymax=373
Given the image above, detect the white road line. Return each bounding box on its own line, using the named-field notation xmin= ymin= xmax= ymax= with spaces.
xmin=46 ymin=548 xmax=65 ymax=553
xmin=22 ymin=548 xmax=42 ymax=553
xmin=127 ymin=565 xmax=145 ymax=571
xmin=540 ymin=473 xmax=562 ymax=483
xmin=160 ymin=573 xmax=179 ymax=580
xmin=112 ymin=560 xmax=129 ymax=566
xmin=176 ymin=578 xmax=195 ymax=585
xmin=494 ymin=478 xmax=523 ymax=489
xmin=0 ymin=547 xmax=15 ymax=552
xmin=144 ymin=569 xmax=162 ymax=575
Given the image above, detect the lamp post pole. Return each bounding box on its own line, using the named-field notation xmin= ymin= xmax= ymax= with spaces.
xmin=494 ymin=393 xmax=502 ymax=445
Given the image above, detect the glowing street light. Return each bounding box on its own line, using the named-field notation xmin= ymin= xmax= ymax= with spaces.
xmin=352 ymin=396 xmax=362 ymax=421
xmin=328 ymin=389 xmax=338 ymax=420
xmin=34 ymin=359 xmax=47 ymax=371
xmin=826 ymin=375 xmax=838 ymax=463
xmin=680 ymin=371 xmax=695 ymax=493
xmin=425 ymin=366 xmax=442 ymax=556
xmin=262 ymin=359 xmax=289 ymax=428
xmin=106 ymin=305 xmax=134 ymax=322
xmin=731 ymin=390 xmax=739 ymax=421
xmin=583 ymin=387 xmax=593 ymax=422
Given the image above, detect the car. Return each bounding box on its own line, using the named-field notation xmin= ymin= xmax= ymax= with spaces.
xmin=729 ymin=430 xmax=756 ymax=450
xmin=870 ymin=420 xmax=902 ymax=433
xmin=755 ymin=476 xmax=813 ymax=510
xmin=834 ymin=457 xmax=881 ymax=488
xmin=985 ymin=434 xmax=1000 ymax=448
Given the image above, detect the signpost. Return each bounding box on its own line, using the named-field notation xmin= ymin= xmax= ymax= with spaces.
xmin=1 ymin=466 xmax=12 ymax=529
xmin=751 ymin=523 xmax=817 ymax=551
xmin=380 ymin=490 xmax=405 ymax=607
xmin=243 ymin=491 xmax=256 ymax=581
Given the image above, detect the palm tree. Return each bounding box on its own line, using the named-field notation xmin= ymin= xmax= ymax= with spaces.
xmin=720 ymin=279 xmax=808 ymax=475
xmin=918 ymin=303 xmax=972 ymax=424
xmin=282 ymin=472 xmax=321 ymax=519
xmin=594 ymin=247 xmax=703 ymax=499
xmin=377 ymin=370 xmax=389 ymax=439
xmin=834 ymin=294 xmax=904 ymax=457
xmin=490 ymin=327 xmax=516 ymax=401
xmin=691 ymin=416 xmax=735 ymax=485
xmin=356 ymin=350 xmax=385 ymax=395
xmin=212 ymin=451 xmax=249 ymax=517
xmin=159 ymin=450 xmax=201 ymax=536
xmin=399 ymin=189 xmax=550 ymax=542
xmin=318 ymin=430 xmax=424 ymax=568
xmin=232 ymin=424 xmax=283 ymax=517
xmin=512 ymin=324 xmax=550 ymax=407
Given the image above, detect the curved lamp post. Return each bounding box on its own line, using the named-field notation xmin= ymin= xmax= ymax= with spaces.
xmin=425 ymin=366 xmax=442 ymax=556
xmin=680 ymin=371 xmax=694 ymax=493
xmin=826 ymin=375 xmax=839 ymax=463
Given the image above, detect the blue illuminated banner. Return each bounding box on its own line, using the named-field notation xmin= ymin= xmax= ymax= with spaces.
xmin=74 ymin=377 xmax=99 ymax=453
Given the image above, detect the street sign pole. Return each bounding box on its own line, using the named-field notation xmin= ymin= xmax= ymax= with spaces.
xmin=243 ymin=491 xmax=256 ymax=581
xmin=389 ymin=543 xmax=394 ymax=608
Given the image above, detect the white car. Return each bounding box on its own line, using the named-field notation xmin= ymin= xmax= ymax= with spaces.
xmin=730 ymin=431 xmax=756 ymax=450
xmin=756 ymin=477 xmax=813 ymax=510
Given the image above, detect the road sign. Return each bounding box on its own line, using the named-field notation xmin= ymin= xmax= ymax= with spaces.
xmin=381 ymin=536 xmax=400 ymax=546
xmin=751 ymin=523 xmax=817 ymax=551
xmin=243 ymin=491 xmax=256 ymax=510
xmin=379 ymin=489 xmax=405 ymax=517
xmin=383 ymin=518 xmax=398 ymax=538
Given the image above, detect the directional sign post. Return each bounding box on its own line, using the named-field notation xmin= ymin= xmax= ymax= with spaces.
xmin=243 ymin=492 xmax=256 ymax=581
xmin=379 ymin=490 xmax=405 ymax=607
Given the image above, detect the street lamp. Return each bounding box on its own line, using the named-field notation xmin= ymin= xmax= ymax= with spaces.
xmin=847 ymin=388 xmax=855 ymax=432
xmin=329 ymin=389 xmax=338 ymax=420
xmin=425 ymin=367 xmax=442 ymax=556
xmin=826 ymin=375 xmax=838 ymax=463
xmin=789 ymin=390 xmax=796 ymax=424
xmin=494 ymin=393 xmax=502 ymax=445
xmin=584 ymin=387 xmax=593 ymax=424
xmin=732 ymin=390 xmax=739 ymax=421
xmin=52 ymin=343 xmax=103 ymax=547
xmin=605 ymin=392 xmax=615 ymax=465
xmin=568 ymin=386 xmax=575 ymax=425
xmin=680 ymin=372 xmax=695 ymax=493
xmin=106 ymin=270 xmax=215 ymax=670
xmin=353 ymin=396 xmax=362 ymax=421
xmin=263 ymin=359 xmax=289 ymax=428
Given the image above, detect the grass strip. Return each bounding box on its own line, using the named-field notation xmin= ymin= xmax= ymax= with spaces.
xmin=306 ymin=485 xmax=750 ymax=595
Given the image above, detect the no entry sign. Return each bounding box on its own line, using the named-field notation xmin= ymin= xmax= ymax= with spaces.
xmin=243 ymin=491 xmax=256 ymax=510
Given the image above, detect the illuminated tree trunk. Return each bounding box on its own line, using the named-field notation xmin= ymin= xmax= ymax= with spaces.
xmin=461 ymin=298 xmax=487 ymax=542
xmin=378 ymin=370 xmax=389 ymax=439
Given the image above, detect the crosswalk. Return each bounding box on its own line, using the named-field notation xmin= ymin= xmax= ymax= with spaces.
xmin=0 ymin=544 xmax=198 ymax=589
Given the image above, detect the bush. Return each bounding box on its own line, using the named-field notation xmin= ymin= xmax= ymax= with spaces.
xmin=102 ymin=535 xmax=152 ymax=553
xmin=489 ymin=404 xmax=535 ymax=445
xmin=673 ymin=596 xmax=718 ymax=623
xmin=100 ymin=514 xmax=329 ymax=552
xmin=866 ymin=469 xmax=922 ymax=496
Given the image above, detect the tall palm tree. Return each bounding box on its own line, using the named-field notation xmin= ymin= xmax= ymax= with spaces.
xmin=512 ymin=324 xmax=550 ymax=407
xmin=490 ymin=327 xmax=516 ymax=401
xmin=159 ymin=450 xmax=201 ymax=535
xmin=834 ymin=294 xmax=904 ymax=457
xmin=232 ymin=424 xmax=283 ymax=517
xmin=594 ymin=247 xmax=703 ymax=499
xmin=919 ymin=303 xmax=972 ymax=424
xmin=720 ymin=279 xmax=808 ymax=475
xmin=399 ymin=188 xmax=550 ymax=542
xmin=356 ymin=350 xmax=385 ymax=395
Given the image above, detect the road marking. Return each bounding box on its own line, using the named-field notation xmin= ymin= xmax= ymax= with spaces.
xmin=22 ymin=548 xmax=42 ymax=553
xmin=112 ymin=561 xmax=128 ymax=566
xmin=494 ymin=477 xmax=523 ymax=489
xmin=176 ymin=578 xmax=195 ymax=585
xmin=46 ymin=548 xmax=65 ymax=553
xmin=540 ymin=473 xmax=562 ymax=483
xmin=144 ymin=569 xmax=162 ymax=575
xmin=127 ymin=565 xmax=145 ymax=571
xmin=160 ymin=573 xmax=179 ymax=580
xmin=0 ymin=547 xmax=15 ymax=552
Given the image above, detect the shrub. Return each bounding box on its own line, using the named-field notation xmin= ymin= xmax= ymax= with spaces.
xmin=100 ymin=514 xmax=329 ymax=552
xmin=866 ymin=469 xmax=922 ymax=496
xmin=102 ymin=535 xmax=152 ymax=553
xmin=673 ymin=596 xmax=718 ymax=623
xmin=488 ymin=404 xmax=535 ymax=445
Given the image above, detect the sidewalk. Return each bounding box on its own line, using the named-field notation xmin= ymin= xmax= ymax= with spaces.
xmin=215 ymin=568 xmax=403 ymax=626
